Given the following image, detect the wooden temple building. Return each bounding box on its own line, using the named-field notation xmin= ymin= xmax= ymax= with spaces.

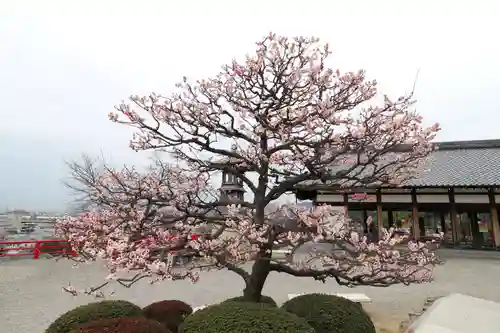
xmin=295 ymin=139 xmax=500 ymax=249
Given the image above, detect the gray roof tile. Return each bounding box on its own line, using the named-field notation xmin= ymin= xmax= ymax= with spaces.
xmin=406 ymin=146 xmax=500 ymax=187
xmin=297 ymin=140 xmax=500 ymax=189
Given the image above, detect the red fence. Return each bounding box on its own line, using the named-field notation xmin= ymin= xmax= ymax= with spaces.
xmin=0 ymin=234 xmax=202 ymax=260
xmin=0 ymin=240 xmax=77 ymax=259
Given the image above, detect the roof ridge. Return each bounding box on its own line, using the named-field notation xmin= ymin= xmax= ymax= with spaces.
xmin=436 ymin=139 xmax=500 ymax=150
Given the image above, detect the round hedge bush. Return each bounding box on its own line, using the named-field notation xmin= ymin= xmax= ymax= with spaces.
xmin=69 ymin=316 xmax=170 ymax=333
xmin=182 ymin=301 xmax=315 ymax=333
xmin=143 ymin=300 xmax=193 ymax=332
xmin=45 ymin=300 xmax=144 ymax=333
xmin=281 ymin=293 xmax=376 ymax=333
xmin=221 ymin=295 xmax=277 ymax=307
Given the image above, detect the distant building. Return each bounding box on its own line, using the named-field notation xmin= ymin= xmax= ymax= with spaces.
xmin=0 ymin=209 xmax=59 ymax=238
xmin=7 ymin=209 xmax=31 ymax=226
xmin=0 ymin=213 xmax=10 ymax=228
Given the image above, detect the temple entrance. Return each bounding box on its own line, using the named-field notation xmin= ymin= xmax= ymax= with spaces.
xmin=342 ymin=199 xmax=498 ymax=248
xmin=346 ymin=210 xmax=382 ymax=241
xmin=392 ymin=211 xmax=413 ymax=232
xmin=347 ymin=209 xmax=454 ymax=245
xmin=455 ymin=210 xmax=494 ymax=248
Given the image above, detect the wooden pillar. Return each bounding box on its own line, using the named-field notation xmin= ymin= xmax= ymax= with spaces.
xmin=376 ymin=189 xmax=383 ymax=239
xmin=468 ymin=211 xmax=482 ymax=248
xmin=439 ymin=212 xmax=446 ymax=233
xmin=411 ymin=188 xmax=419 ymax=240
xmin=362 ymin=209 xmax=368 ymax=233
xmin=343 ymin=193 xmax=349 ymax=217
xmin=388 ymin=209 xmax=394 ymax=228
xmin=448 ymin=188 xmax=458 ymax=244
xmin=488 ymin=188 xmax=500 ymax=247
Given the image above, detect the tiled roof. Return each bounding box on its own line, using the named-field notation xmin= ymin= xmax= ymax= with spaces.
xmin=407 ymin=141 xmax=500 ymax=187
xmin=297 ymin=139 xmax=500 ymax=189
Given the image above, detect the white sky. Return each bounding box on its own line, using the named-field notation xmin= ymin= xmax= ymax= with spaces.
xmin=1 ymin=0 xmax=499 ymax=211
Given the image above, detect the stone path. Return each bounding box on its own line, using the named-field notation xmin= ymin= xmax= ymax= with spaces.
xmin=1 ymin=249 xmax=500 ymax=333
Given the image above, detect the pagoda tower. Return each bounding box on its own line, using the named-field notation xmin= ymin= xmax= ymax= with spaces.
xmin=219 ymin=144 xmax=246 ymax=205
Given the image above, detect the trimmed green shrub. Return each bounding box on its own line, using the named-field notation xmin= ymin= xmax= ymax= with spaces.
xmin=69 ymin=316 xmax=170 ymax=333
xmin=221 ymin=295 xmax=277 ymax=307
xmin=45 ymin=300 xmax=144 ymax=333
xmin=143 ymin=300 xmax=193 ymax=332
xmin=281 ymin=293 xmax=376 ymax=333
xmin=182 ymin=301 xmax=315 ymax=333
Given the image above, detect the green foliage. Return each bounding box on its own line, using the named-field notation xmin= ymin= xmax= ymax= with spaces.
xmin=221 ymin=295 xmax=277 ymax=307
xmin=69 ymin=316 xmax=170 ymax=333
xmin=45 ymin=300 xmax=144 ymax=333
xmin=182 ymin=301 xmax=315 ymax=333
xmin=143 ymin=300 xmax=193 ymax=332
xmin=281 ymin=293 xmax=376 ymax=333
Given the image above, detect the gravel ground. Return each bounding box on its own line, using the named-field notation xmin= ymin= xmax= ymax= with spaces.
xmin=2 ymin=249 xmax=500 ymax=333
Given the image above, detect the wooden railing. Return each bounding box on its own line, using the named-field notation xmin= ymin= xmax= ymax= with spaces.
xmin=0 ymin=234 xmax=202 ymax=260
xmin=0 ymin=239 xmax=77 ymax=259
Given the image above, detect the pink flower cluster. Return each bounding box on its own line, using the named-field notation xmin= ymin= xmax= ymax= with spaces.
xmin=56 ymin=163 xmax=215 ymax=282
xmin=108 ymin=33 xmax=439 ymax=188
xmin=58 ymin=178 xmax=441 ymax=286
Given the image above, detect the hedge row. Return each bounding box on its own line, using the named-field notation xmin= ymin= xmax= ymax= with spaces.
xmin=45 ymin=293 xmax=375 ymax=333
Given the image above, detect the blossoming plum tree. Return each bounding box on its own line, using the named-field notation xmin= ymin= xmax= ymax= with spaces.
xmin=57 ymin=33 xmax=442 ymax=300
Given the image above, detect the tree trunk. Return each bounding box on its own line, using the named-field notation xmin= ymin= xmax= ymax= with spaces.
xmin=243 ymin=255 xmax=271 ymax=302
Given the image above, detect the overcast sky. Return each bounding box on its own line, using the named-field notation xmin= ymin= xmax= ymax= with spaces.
xmin=0 ymin=1 xmax=499 ymax=211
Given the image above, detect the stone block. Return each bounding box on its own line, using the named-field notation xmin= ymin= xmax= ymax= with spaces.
xmin=406 ymin=293 xmax=500 ymax=333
